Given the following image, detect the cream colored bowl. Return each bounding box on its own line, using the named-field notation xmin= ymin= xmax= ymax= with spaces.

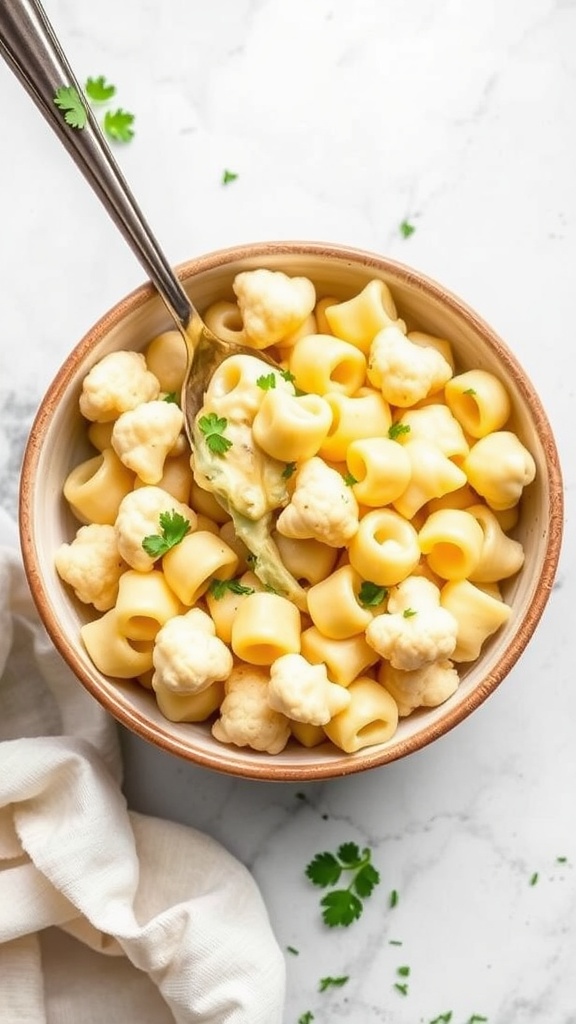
xmin=19 ymin=242 xmax=564 ymax=780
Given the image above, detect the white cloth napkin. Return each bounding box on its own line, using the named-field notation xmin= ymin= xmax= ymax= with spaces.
xmin=0 ymin=508 xmax=285 ymax=1023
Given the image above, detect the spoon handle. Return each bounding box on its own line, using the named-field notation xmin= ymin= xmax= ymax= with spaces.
xmin=0 ymin=0 xmax=192 ymax=329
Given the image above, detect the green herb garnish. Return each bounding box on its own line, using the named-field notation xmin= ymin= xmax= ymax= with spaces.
xmin=397 ymin=966 xmax=410 ymax=977
xmin=162 ymin=391 xmax=179 ymax=404
xmin=319 ymin=976 xmax=349 ymax=992
xmin=222 ymin=169 xmax=238 ymax=185
xmin=394 ymin=982 xmax=409 ymax=996
xmin=463 ymin=387 xmax=477 ymax=396
xmin=305 ymin=842 xmax=380 ymax=928
xmin=343 ymin=472 xmax=358 ymax=487
xmin=389 ymin=889 xmax=399 ymax=908
xmin=282 ymin=462 xmax=297 ymax=479
xmin=85 ymin=75 xmax=116 ymax=102
xmin=403 ymin=608 xmax=417 ymax=618
xmin=298 ymin=1014 xmax=314 ymax=1024
xmin=286 ymin=945 xmax=299 ymax=955
xmin=54 ymin=85 xmax=87 ymax=129
xmin=198 ymin=412 xmax=233 ymax=455
xmin=388 ymin=422 xmax=411 ymax=440
xmin=141 ymin=510 xmax=191 ymax=558
xmin=358 ymin=581 xmax=388 ymax=608
xmin=208 ymin=577 xmax=255 ymax=600
xmin=529 ymin=872 xmax=539 ymax=886
xmin=429 ymin=1014 xmax=453 ymax=1024
xmin=256 ymin=372 xmax=277 ymax=390
xmin=399 ymin=219 xmax=416 ymax=239
xmin=103 ymin=108 xmax=135 ymax=142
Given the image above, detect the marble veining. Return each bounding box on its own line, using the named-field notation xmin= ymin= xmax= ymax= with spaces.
xmin=1 ymin=1 xmax=575 ymax=1021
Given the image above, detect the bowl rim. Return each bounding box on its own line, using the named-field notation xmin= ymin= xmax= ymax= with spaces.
xmin=18 ymin=240 xmax=565 ymax=780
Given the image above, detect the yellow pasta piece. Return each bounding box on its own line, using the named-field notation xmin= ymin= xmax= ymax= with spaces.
xmin=190 ymin=478 xmax=230 ymax=523
xmin=272 ymin=533 xmax=338 ymax=586
xmin=445 ymin=369 xmax=511 ymax=438
xmin=346 ymin=436 xmax=411 ymax=507
xmin=290 ymin=720 xmax=327 ymax=747
xmin=466 ymin=504 xmax=525 ymax=582
xmin=134 ymin=452 xmax=193 ymax=505
xmin=230 ymin=592 xmax=301 ymax=665
xmin=114 ymin=569 xmax=183 ymax=641
xmin=425 ymin=484 xmax=479 ymax=514
xmin=63 ymin=448 xmax=134 ymax=525
xmin=392 ymin=439 xmax=467 ymax=520
xmin=144 ymin=331 xmax=188 ymax=393
xmin=348 ymin=508 xmax=420 ymax=587
xmin=288 ymin=334 xmax=367 ymax=396
xmin=418 ymin=508 xmax=485 ymax=581
xmin=324 ymin=279 xmax=400 ymax=354
xmin=205 ymin=571 xmax=264 ymax=644
xmin=307 ymin=564 xmax=374 ymax=640
xmin=154 ymin=679 xmax=225 ymax=723
xmin=162 ymin=531 xmax=239 ymax=605
xmin=252 ymin=390 xmax=332 ymax=462
xmin=279 ymin=311 xmax=318 ymax=348
xmin=440 ymin=579 xmax=512 ymax=662
xmin=314 ymin=296 xmax=338 ymax=334
xmin=300 ymin=626 xmax=379 ymax=687
xmin=464 ymin=431 xmax=536 ymax=510
xmin=318 ymin=388 xmax=392 ymax=463
xmin=81 ymin=608 xmax=154 ymax=677
xmin=219 ymin=520 xmax=251 ymax=572
xmin=323 ymin=676 xmax=399 ymax=752
xmin=203 ymin=299 xmax=245 ymax=346
xmin=87 ymin=420 xmax=114 ymax=452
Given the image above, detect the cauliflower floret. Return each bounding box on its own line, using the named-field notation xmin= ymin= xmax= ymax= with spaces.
xmin=152 ymin=608 xmax=233 ymax=695
xmin=233 ymin=269 xmax=316 ymax=349
xmin=276 ymin=457 xmax=359 ymax=548
xmin=365 ymin=575 xmax=458 ymax=671
xmin=115 ymin=485 xmax=197 ymax=571
xmin=211 ymin=664 xmax=290 ymax=754
xmin=55 ymin=523 xmax=127 ymax=611
xmin=111 ymin=399 xmax=184 ymax=484
xmin=379 ymin=659 xmax=460 ymax=716
xmin=79 ymin=351 xmax=160 ymax=422
xmin=367 ymin=325 xmax=453 ymax=407
xmin=268 ymin=653 xmax=351 ymax=726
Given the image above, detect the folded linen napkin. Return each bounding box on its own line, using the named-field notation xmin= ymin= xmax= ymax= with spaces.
xmin=0 ymin=508 xmax=285 ymax=1023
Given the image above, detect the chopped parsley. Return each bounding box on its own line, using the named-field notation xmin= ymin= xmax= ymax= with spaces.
xmin=103 ymin=108 xmax=135 ymax=142
xmin=298 ymin=1014 xmax=314 ymax=1024
xmin=358 ymin=581 xmax=388 ymax=608
xmin=305 ymin=842 xmax=380 ymax=927
xmin=319 ymin=976 xmax=349 ymax=992
xmin=403 ymin=608 xmax=417 ymax=618
xmin=141 ymin=510 xmax=191 ymax=558
xmin=529 ymin=872 xmax=539 ymax=886
xmin=399 ymin=218 xmax=416 ymax=239
xmin=162 ymin=391 xmax=179 ymax=404
xmin=388 ymin=422 xmax=411 ymax=440
xmin=208 ymin=577 xmax=255 ymax=600
xmin=343 ymin=472 xmax=358 ymax=487
xmin=397 ymin=966 xmax=410 ymax=977
xmin=282 ymin=462 xmax=297 ymax=479
xmin=85 ymin=75 xmax=116 ymax=102
xmin=394 ymin=982 xmax=409 ymax=996
xmin=198 ymin=412 xmax=232 ymax=455
xmin=54 ymin=86 xmax=87 ymax=129
xmin=222 ymin=169 xmax=239 ymax=185
xmin=389 ymin=889 xmax=399 ymax=908
xmin=429 ymin=1014 xmax=453 ymax=1024
xmin=463 ymin=387 xmax=477 ymax=396
xmin=286 ymin=945 xmax=299 ymax=956
xmin=256 ymin=372 xmax=277 ymax=390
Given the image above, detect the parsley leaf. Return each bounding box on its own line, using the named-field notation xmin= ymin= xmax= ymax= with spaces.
xmin=257 ymin=372 xmax=277 ymax=390
xmin=306 ymin=843 xmax=380 ymax=927
xmin=282 ymin=462 xmax=297 ymax=479
xmin=286 ymin=945 xmax=299 ymax=955
xmin=319 ymin=976 xmax=349 ymax=992
xmin=399 ymin=218 xmax=416 ymax=238
xmin=397 ymin=965 xmax=410 ymax=977
xmin=358 ymin=580 xmax=388 ymax=608
xmin=429 ymin=1014 xmax=453 ymax=1024
xmin=104 ymin=108 xmax=135 ymax=142
xmin=403 ymin=608 xmax=417 ymax=618
xmin=388 ymin=422 xmax=411 ymax=440
xmin=162 ymin=391 xmax=179 ymax=404
xmin=389 ymin=889 xmax=399 ymax=908
xmin=198 ymin=412 xmax=233 ymax=455
xmin=529 ymin=872 xmax=539 ymax=886
xmin=298 ymin=1013 xmax=314 ymax=1024
xmin=54 ymin=85 xmax=87 ymax=129
xmin=343 ymin=472 xmax=358 ymax=487
xmin=141 ymin=510 xmax=191 ymax=558
xmin=467 ymin=1017 xmax=488 ymax=1023
xmin=394 ymin=982 xmax=409 ymax=996
xmin=463 ymin=387 xmax=477 ymax=396
xmin=85 ymin=75 xmax=116 ymax=102
xmin=222 ymin=169 xmax=238 ymax=185
xmin=208 ymin=577 xmax=255 ymax=600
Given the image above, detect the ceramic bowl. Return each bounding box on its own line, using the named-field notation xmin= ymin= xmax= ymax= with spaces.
xmin=19 ymin=241 xmax=564 ymax=780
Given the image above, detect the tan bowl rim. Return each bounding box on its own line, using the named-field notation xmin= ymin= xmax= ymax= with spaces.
xmin=19 ymin=240 xmax=565 ymax=780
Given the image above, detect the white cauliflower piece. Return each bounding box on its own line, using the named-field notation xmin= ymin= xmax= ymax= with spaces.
xmin=365 ymin=575 xmax=458 ymax=671
xmin=111 ymin=399 xmax=184 ymax=484
xmin=152 ymin=608 xmax=233 ymax=695
xmin=55 ymin=523 xmax=127 ymax=611
xmin=79 ymin=351 xmax=160 ymax=422
xmin=233 ymin=269 xmax=316 ymax=348
xmin=268 ymin=653 xmax=351 ymax=726
xmin=276 ymin=457 xmax=359 ymax=548
xmin=367 ymin=325 xmax=453 ymax=407
xmin=211 ymin=664 xmax=290 ymax=754
xmin=115 ymin=485 xmax=197 ymax=571
xmin=379 ymin=659 xmax=460 ymax=716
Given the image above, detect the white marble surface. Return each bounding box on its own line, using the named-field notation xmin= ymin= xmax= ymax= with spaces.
xmin=1 ymin=1 xmax=575 ymax=1021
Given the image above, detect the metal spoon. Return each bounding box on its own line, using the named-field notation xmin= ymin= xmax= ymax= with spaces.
xmin=0 ymin=0 xmax=276 ymax=437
